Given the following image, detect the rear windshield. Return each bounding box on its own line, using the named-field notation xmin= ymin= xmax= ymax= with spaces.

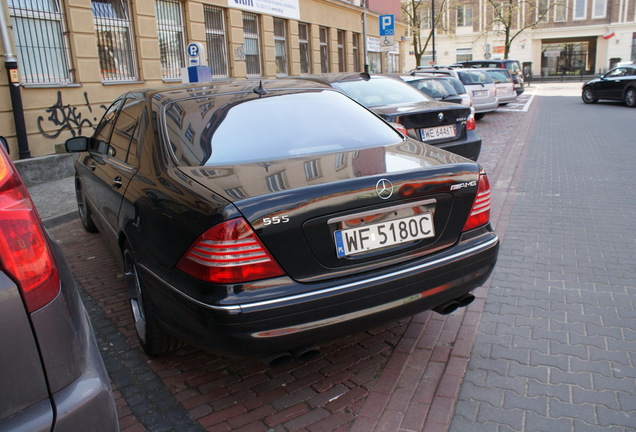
xmin=486 ymin=69 xmax=512 ymax=83
xmin=457 ymin=70 xmax=494 ymax=85
xmin=163 ymin=89 xmax=403 ymax=166
xmin=331 ymin=77 xmax=433 ymax=107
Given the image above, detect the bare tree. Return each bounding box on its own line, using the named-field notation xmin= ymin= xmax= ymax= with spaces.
xmin=487 ymin=0 xmax=555 ymax=59
xmin=401 ymin=0 xmax=450 ymax=67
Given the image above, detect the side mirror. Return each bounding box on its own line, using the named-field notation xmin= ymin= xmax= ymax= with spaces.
xmin=65 ymin=136 xmax=89 ymax=152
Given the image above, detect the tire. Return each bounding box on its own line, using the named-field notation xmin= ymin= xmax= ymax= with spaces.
xmin=582 ymin=87 xmax=598 ymax=104
xmin=625 ymin=88 xmax=636 ymax=108
xmin=75 ymin=176 xmax=98 ymax=233
xmin=123 ymin=241 xmax=181 ymax=356
xmin=475 ymin=113 xmax=486 ymax=120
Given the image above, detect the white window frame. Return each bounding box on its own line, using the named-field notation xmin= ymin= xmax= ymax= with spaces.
xmin=91 ymin=0 xmax=138 ymax=82
xmin=298 ymin=22 xmax=311 ymax=74
xmin=319 ymin=26 xmax=329 ymax=73
xmin=155 ymin=0 xmax=185 ymax=81
xmin=573 ymin=0 xmax=587 ymax=20
xmin=592 ymin=0 xmax=607 ymax=18
xmin=274 ymin=18 xmax=288 ymax=76
xmin=8 ymin=0 xmax=73 ymax=85
xmin=204 ymin=5 xmax=229 ymax=78
xmin=243 ymin=13 xmax=262 ymax=77
xmin=554 ymin=0 xmax=568 ymax=22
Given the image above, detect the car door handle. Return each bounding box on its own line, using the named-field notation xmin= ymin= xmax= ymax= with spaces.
xmin=112 ymin=177 xmax=123 ymax=189
xmin=89 ymin=162 xmax=96 ymax=171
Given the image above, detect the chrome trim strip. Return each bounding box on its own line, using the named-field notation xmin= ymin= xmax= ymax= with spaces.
xmin=142 ymin=235 xmax=497 ymax=314
xmin=327 ymin=198 xmax=437 ymax=225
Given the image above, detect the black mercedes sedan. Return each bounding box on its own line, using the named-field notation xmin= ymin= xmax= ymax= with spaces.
xmin=298 ymin=73 xmax=482 ymax=161
xmin=66 ymin=79 xmax=498 ymax=363
xmin=582 ymin=64 xmax=636 ymax=107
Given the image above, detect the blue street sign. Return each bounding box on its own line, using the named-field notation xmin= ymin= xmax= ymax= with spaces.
xmin=379 ymin=15 xmax=394 ymax=36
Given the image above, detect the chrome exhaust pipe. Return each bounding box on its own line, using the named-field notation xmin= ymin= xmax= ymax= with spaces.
xmin=264 ymin=352 xmax=293 ymax=368
xmin=292 ymin=346 xmax=321 ymax=363
xmin=433 ymin=301 xmax=460 ymax=315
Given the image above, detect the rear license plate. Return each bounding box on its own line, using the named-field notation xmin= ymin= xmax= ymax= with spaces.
xmin=420 ymin=125 xmax=456 ymax=141
xmin=334 ymin=213 xmax=435 ymax=258
xmin=473 ymin=90 xmax=487 ymax=97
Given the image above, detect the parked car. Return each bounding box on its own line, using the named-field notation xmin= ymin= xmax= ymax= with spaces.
xmin=581 ymin=65 xmax=636 ymax=107
xmin=300 ymin=73 xmax=481 ymax=160
xmin=455 ymin=60 xmax=525 ymax=95
xmin=398 ymin=74 xmax=464 ymax=105
xmin=65 ymin=79 xmax=499 ymax=364
xmin=412 ymin=67 xmax=499 ymax=120
xmin=482 ymin=68 xmax=517 ymax=105
xmin=0 ymin=145 xmax=118 ymax=431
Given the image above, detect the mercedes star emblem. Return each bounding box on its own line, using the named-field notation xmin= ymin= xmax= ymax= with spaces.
xmin=376 ymin=178 xmax=394 ymax=200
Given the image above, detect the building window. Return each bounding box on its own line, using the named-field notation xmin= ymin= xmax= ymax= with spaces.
xmin=266 ymin=172 xmax=287 ymax=192
xmin=274 ymin=18 xmax=288 ymax=75
xmin=554 ymin=0 xmax=567 ymax=22
xmin=8 ymin=0 xmax=73 ymax=85
xmin=457 ymin=5 xmax=473 ymax=26
xmin=573 ymin=0 xmax=587 ymax=19
xmin=456 ymin=48 xmax=472 ymax=62
xmin=537 ymin=0 xmax=549 ymax=22
xmin=368 ymin=51 xmax=381 ymax=73
xmin=298 ymin=23 xmax=311 ymax=74
xmin=204 ymin=5 xmax=229 ymax=78
xmin=155 ymin=0 xmax=185 ymax=80
xmin=319 ymin=26 xmax=329 ymax=73
xmin=243 ymin=13 xmax=261 ymax=77
xmin=304 ymin=160 xmax=320 ymax=180
xmin=592 ymin=0 xmax=606 ymax=18
xmin=337 ymin=30 xmax=346 ymax=72
xmin=352 ymin=33 xmax=360 ymax=72
xmin=91 ymin=0 xmax=137 ymax=82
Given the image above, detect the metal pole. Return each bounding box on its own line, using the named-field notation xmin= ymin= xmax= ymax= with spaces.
xmin=362 ymin=0 xmax=369 ymax=73
xmin=431 ymin=0 xmax=436 ymax=65
xmin=0 ymin=5 xmax=31 ymax=159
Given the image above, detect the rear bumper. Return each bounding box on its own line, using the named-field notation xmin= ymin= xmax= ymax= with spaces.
xmin=140 ymin=229 xmax=499 ymax=357
xmin=473 ymin=99 xmax=499 ymax=113
xmin=432 ymin=129 xmax=482 ymax=161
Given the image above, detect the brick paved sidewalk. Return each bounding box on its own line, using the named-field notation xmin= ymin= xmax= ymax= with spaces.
xmin=47 ymin=84 xmax=550 ymax=431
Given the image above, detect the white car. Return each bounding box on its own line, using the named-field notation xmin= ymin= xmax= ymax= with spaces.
xmin=483 ymin=68 xmax=517 ymax=105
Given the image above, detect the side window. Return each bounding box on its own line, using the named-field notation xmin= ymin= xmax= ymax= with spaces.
xmin=92 ymin=98 xmax=124 ymax=154
xmin=109 ymin=97 xmax=146 ymax=164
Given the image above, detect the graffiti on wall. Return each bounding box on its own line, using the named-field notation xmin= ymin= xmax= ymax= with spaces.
xmin=37 ymin=91 xmax=106 ymax=139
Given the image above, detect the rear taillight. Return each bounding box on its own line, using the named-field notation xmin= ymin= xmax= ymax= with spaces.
xmin=177 ymin=218 xmax=285 ymax=284
xmin=466 ymin=107 xmax=476 ymax=131
xmin=462 ymin=168 xmax=491 ymax=232
xmin=389 ymin=121 xmax=409 ymax=136
xmin=0 ymin=147 xmax=60 ymax=313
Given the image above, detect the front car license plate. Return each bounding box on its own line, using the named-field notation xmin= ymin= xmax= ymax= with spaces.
xmin=334 ymin=213 xmax=435 ymax=258
xmin=473 ymin=90 xmax=487 ymax=97
xmin=420 ymin=125 xmax=456 ymax=141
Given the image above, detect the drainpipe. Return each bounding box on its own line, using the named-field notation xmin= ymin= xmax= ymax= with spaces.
xmin=362 ymin=0 xmax=369 ymax=73
xmin=0 ymin=6 xmax=30 ymax=159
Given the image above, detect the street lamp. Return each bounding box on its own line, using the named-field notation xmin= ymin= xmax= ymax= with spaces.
xmin=431 ymin=0 xmax=436 ymax=64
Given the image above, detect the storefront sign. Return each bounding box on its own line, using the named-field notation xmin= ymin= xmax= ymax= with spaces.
xmin=228 ymin=0 xmax=300 ymax=20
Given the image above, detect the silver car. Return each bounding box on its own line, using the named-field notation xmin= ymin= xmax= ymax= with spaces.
xmin=0 ymin=144 xmax=118 ymax=431
xmin=483 ymin=68 xmax=518 ymax=105
xmin=411 ymin=67 xmax=499 ymax=119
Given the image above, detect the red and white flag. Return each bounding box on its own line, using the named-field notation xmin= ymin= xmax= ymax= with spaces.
xmin=603 ymin=30 xmax=615 ymax=40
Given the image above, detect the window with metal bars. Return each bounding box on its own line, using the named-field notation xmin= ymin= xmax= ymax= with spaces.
xmin=243 ymin=13 xmax=261 ymax=77
xmin=319 ymin=26 xmax=329 ymax=73
xmin=155 ymin=0 xmax=185 ymax=80
xmin=274 ymin=18 xmax=288 ymax=75
xmin=91 ymin=0 xmax=138 ymax=82
xmin=203 ymin=5 xmax=229 ymax=78
xmin=337 ymin=30 xmax=346 ymax=72
xmin=298 ymin=22 xmax=311 ymax=74
xmin=8 ymin=0 xmax=73 ymax=85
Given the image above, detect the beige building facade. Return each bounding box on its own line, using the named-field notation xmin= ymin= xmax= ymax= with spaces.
xmin=1 ymin=0 xmax=405 ymax=158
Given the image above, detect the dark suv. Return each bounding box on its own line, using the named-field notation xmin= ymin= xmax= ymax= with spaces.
xmin=0 ymin=144 xmax=118 ymax=431
xmin=455 ymin=60 xmax=525 ymax=95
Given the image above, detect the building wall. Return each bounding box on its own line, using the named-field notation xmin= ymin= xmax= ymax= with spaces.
xmin=1 ymin=0 xmax=404 ymax=158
